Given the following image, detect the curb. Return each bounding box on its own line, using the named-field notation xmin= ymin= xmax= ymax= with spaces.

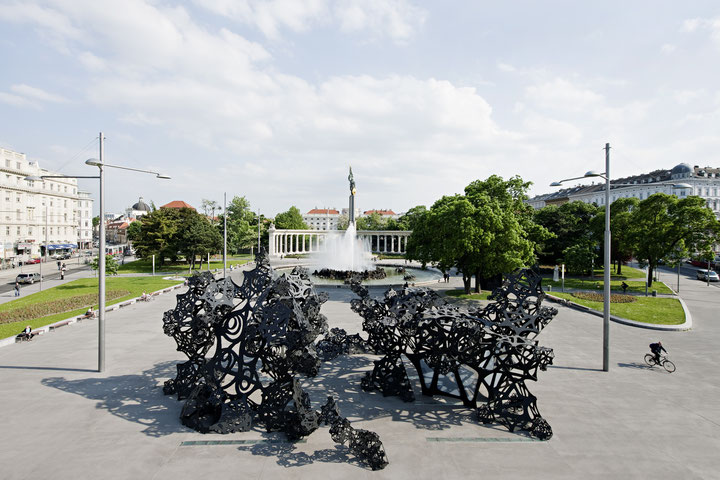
xmin=545 ymin=293 xmax=692 ymax=331
xmin=0 ymin=282 xmax=186 ymax=349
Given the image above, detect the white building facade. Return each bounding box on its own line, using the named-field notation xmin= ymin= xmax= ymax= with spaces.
xmin=1 ymin=147 xmax=93 ymax=266
xmin=528 ymin=163 xmax=720 ymax=217
xmin=303 ymin=208 xmax=341 ymax=230
xmin=77 ymin=190 xmax=93 ymax=249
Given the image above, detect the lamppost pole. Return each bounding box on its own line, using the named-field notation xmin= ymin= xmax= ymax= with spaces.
xmin=603 ymin=143 xmax=611 ymax=372
xmin=257 ymin=209 xmax=261 ymax=256
xmin=98 ymin=132 xmax=106 ymax=373
xmin=223 ymin=192 xmax=227 ymax=278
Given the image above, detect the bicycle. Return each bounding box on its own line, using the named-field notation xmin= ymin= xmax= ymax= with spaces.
xmin=644 ymin=353 xmax=676 ymax=373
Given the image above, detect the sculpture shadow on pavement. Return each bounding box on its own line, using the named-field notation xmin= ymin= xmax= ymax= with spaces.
xmin=162 ymin=252 xmax=557 ymax=470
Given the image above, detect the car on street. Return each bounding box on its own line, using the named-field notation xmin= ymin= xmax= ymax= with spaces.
xmin=16 ymin=273 xmax=42 ymax=284
xmin=25 ymin=258 xmax=42 ymax=264
xmin=696 ymin=269 xmax=719 ymax=282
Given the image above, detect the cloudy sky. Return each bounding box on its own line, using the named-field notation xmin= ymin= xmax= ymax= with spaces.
xmin=1 ymin=1 xmax=719 ymax=217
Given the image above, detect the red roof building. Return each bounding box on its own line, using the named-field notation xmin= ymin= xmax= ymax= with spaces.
xmin=160 ymin=200 xmax=196 ymax=210
xmin=307 ymin=208 xmax=339 ymax=215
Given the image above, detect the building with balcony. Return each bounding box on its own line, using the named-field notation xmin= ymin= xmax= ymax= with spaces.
xmin=527 ymin=163 xmax=720 ymax=218
xmin=0 ymin=146 xmax=93 ymax=266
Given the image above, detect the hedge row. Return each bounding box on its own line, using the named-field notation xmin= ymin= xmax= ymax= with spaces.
xmin=572 ymin=292 xmax=637 ymax=304
xmin=0 ymin=289 xmax=130 ymax=325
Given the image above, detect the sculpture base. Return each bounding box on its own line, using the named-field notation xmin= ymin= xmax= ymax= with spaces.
xmin=313 ymin=267 xmax=387 ymax=283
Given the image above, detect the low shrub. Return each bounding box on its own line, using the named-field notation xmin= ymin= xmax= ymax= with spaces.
xmin=0 ymin=289 xmax=130 ymax=325
xmin=572 ymin=292 xmax=637 ymax=303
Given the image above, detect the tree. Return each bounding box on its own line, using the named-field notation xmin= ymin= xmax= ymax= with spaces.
xmin=534 ymin=201 xmax=599 ymax=264
xmin=126 ymin=221 xmax=142 ymax=245
xmin=336 ymin=214 xmax=349 ymax=231
xmin=274 ymin=206 xmax=309 ymax=230
xmin=562 ymin=241 xmax=595 ymax=276
xmin=589 ymin=197 xmax=638 ymax=275
xmin=220 ymin=196 xmax=257 ymax=253
xmin=90 ymin=254 xmax=119 ymax=275
xmin=201 ymin=198 xmax=220 ymax=224
xmin=629 ymin=193 xmax=720 ymax=287
xmin=397 ymin=206 xmax=427 ymax=231
xmin=92 ymin=216 xmax=100 ymax=228
xmin=407 ymin=175 xmax=550 ymax=294
xmin=356 ymin=211 xmax=388 ymax=230
xmin=178 ymin=212 xmax=222 ymax=270
xmin=129 ymin=207 xmax=181 ymax=265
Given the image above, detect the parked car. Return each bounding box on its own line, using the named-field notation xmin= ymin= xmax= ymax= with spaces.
xmin=696 ymin=269 xmax=719 ymax=282
xmin=16 ymin=273 xmax=42 ymax=284
xmin=25 ymin=258 xmax=42 ymax=264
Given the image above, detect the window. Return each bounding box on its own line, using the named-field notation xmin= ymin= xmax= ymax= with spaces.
xmin=16 ymin=162 xmax=20 ymax=169
xmin=16 ymin=226 xmax=20 ymax=235
xmin=5 ymin=227 xmax=9 ymax=235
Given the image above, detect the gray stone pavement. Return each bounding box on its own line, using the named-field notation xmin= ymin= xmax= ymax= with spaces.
xmin=1 ymin=265 xmax=719 ymax=479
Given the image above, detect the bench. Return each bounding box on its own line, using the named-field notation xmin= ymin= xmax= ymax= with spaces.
xmin=50 ymin=320 xmax=72 ymax=331
xmin=16 ymin=330 xmax=41 ymax=342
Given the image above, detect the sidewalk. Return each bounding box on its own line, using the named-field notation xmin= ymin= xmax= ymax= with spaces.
xmin=0 ymin=267 xmax=719 ymax=478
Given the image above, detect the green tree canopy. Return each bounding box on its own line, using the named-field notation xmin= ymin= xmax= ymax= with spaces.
xmin=629 ymin=193 xmax=720 ymax=286
xmin=534 ymin=201 xmax=599 ymax=264
xmin=127 ymin=207 xmax=222 ymax=265
xmin=219 ymin=196 xmax=257 ymax=253
xmin=90 ymin=254 xmax=119 ymax=275
xmin=589 ymin=197 xmax=638 ymax=274
xmin=407 ymin=175 xmax=549 ymax=293
xmin=355 ymin=211 xmax=387 ymax=230
xmin=274 ymin=206 xmax=309 ymax=230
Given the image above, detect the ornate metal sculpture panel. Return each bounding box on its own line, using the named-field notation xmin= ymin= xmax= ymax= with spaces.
xmin=163 ymin=253 xmax=388 ymax=470
xmin=349 ymin=269 xmax=557 ymax=439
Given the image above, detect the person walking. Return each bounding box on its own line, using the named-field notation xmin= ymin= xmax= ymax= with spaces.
xmin=14 ymin=281 xmax=20 ymax=297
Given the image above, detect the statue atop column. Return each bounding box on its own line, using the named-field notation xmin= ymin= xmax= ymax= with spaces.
xmin=349 ymin=166 xmax=356 ymax=195
xmin=348 ymin=166 xmax=356 ymax=225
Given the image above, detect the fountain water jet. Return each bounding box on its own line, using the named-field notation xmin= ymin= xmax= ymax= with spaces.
xmin=311 ymin=222 xmax=374 ymax=272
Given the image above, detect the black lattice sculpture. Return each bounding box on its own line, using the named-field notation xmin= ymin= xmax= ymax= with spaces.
xmin=163 ymin=253 xmax=388 ymax=470
xmin=350 ymin=269 xmax=557 ymax=440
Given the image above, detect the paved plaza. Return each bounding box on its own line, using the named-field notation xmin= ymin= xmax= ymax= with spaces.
xmin=1 ymin=264 xmax=719 ymax=479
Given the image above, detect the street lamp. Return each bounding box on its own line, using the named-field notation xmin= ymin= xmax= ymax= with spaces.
xmin=85 ymin=132 xmax=170 ymax=372
xmin=551 ymin=143 xmax=691 ymax=372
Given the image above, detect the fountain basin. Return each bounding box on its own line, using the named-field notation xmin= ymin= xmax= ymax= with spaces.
xmin=276 ymin=265 xmax=443 ymax=287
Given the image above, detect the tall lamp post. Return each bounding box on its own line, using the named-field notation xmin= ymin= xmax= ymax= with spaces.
xmin=86 ymin=132 xmax=170 ymax=372
xmin=551 ymin=143 xmax=690 ymax=372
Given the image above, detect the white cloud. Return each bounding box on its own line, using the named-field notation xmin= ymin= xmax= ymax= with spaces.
xmin=0 ymin=92 xmax=40 ymax=109
xmin=10 ymin=84 xmax=67 ymax=103
xmin=661 ymin=43 xmax=676 ymax=54
xmin=525 ymin=78 xmax=604 ymax=112
xmin=194 ymin=0 xmax=426 ymax=42
xmin=682 ymin=16 xmax=720 ymax=47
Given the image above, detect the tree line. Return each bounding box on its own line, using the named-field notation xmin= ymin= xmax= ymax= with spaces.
xmin=404 ymin=175 xmax=720 ymax=293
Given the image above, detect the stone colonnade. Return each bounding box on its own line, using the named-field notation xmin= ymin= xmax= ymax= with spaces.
xmin=268 ymin=226 xmax=412 ymax=256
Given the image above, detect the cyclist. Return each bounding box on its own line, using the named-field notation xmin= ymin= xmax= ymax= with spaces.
xmin=649 ymin=341 xmax=667 ymax=364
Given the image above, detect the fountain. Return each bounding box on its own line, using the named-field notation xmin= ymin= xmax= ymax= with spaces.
xmin=311 ymin=167 xmax=385 ymax=281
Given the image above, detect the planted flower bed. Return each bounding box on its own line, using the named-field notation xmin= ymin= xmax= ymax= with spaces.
xmin=572 ymin=292 xmax=636 ymax=303
xmin=0 ymin=290 xmax=130 ymax=325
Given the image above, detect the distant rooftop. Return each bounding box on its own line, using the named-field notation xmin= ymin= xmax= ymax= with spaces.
xmin=161 ymin=200 xmax=196 ymax=210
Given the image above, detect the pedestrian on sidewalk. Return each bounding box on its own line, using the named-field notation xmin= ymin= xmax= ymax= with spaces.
xmin=14 ymin=281 xmax=20 ymax=296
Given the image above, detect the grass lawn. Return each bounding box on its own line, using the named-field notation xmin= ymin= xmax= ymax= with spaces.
xmin=118 ymin=256 xmax=253 ymax=274
xmin=444 ymin=289 xmax=493 ymax=301
xmin=591 ymin=264 xmax=647 ymax=279
xmin=543 ymin=278 xmax=673 ymax=295
xmin=550 ymin=292 xmax=685 ymax=325
xmin=0 ymin=276 xmax=183 ymax=339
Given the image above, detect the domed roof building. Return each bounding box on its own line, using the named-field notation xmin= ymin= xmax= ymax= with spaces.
xmin=527 ymin=163 xmax=720 ymax=219
xmin=126 ymin=197 xmax=152 ymax=219
xmin=671 ymin=163 xmax=693 ymax=179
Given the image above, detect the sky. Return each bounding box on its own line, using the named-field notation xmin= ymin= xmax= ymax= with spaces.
xmin=1 ymin=1 xmax=720 ymax=218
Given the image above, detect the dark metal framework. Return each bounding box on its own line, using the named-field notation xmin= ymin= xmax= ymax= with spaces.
xmin=163 ymin=257 xmax=555 ymax=470
xmin=349 ymin=269 xmax=557 ymax=439
xmin=163 ymin=255 xmax=388 ymax=470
